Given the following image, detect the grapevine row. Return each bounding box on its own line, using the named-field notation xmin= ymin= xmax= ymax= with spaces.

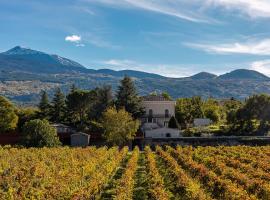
xmin=145 ymin=146 xmax=170 ymax=200
xmin=167 ymin=146 xmax=255 ymax=200
xmin=156 ymin=146 xmax=212 ymax=200
xmin=114 ymin=147 xmax=139 ymax=200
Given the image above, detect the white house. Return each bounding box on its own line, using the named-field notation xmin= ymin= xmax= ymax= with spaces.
xmin=140 ymin=95 xmax=180 ymax=138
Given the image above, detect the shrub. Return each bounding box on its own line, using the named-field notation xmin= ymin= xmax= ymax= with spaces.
xmin=22 ymin=119 xmax=61 ymax=147
xmin=168 ymin=116 xmax=178 ymax=129
xmin=0 ymin=96 xmax=18 ymax=133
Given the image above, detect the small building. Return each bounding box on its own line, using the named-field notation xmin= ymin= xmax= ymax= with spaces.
xmin=71 ymin=132 xmax=90 ymax=147
xmin=140 ymin=95 xmax=180 ymax=139
xmin=193 ymin=118 xmax=212 ymax=127
xmin=51 ymin=123 xmax=74 ymax=145
xmin=51 ymin=123 xmax=74 ymax=134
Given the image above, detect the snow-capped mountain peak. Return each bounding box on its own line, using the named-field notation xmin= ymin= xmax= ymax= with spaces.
xmin=3 ymin=46 xmax=45 ymax=55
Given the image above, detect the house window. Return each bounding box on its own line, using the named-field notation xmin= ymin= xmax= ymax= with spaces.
xmin=148 ymin=109 xmax=153 ymax=123
xmin=164 ymin=121 xmax=168 ymax=127
xmin=165 ymin=109 xmax=169 ymax=118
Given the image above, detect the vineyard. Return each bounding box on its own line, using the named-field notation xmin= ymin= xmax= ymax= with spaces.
xmin=0 ymin=146 xmax=270 ymax=199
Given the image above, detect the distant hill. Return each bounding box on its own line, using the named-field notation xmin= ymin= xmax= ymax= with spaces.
xmin=95 ymin=69 xmax=163 ymax=79
xmin=190 ymin=72 xmax=217 ymax=80
xmin=1 ymin=46 xmax=270 ymax=104
xmin=218 ymin=69 xmax=270 ymax=80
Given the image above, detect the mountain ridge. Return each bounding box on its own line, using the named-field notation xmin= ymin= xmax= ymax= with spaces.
xmin=2 ymin=46 xmax=269 ymax=80
xmin=1 ymin=46 xmax=270 ymax=104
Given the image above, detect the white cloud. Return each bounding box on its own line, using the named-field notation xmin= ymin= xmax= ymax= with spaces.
xmin=65 ymin=35 xmax=81 ymax=43
xmin=88 ymin=0 xmax=213 ymax=23
xmin=250 ymin=60 xmax=270 ymax=76
xmin=86 ymin=0 xmax=270 ymax=23
xmin=185 ymin=38 xmax=270 ymax=55
xmin=205 ymin=0 xmax=270 ymax=18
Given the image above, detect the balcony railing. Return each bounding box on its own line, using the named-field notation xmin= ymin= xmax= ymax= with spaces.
xmin=141 ymin=114 xmax=172 ymax=118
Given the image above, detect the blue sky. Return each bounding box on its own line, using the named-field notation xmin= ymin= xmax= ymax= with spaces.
xmin=1 ymin=0 xmax=270 ymax=77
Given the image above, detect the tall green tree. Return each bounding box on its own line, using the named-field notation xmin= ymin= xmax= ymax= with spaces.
xmin=38 ymin=90 xmax=51 ymax=119
xmin=101 ymin=107 xmax=140 ymax=146
xmin=190 ymin=96 xmax=204 ymax=119
xmin=0 ymin=96 xmax=18 ymax=133
xmin=66 ymin=89 xmax=95 ymax=128
xmin=51 ymin=88 xmax=66 ymax=123
xmin=116 ymin=76 xmax=144 ymax=119
xmin=89 ymin=85 xmax=113 ymax=120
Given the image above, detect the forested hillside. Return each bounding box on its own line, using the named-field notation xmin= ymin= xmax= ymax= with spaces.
xmin=1 ymin=46 xmax=270 ymax=104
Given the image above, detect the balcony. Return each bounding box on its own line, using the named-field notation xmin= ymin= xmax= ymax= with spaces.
xmin=141 ymin=114 xmax=172 ymax=119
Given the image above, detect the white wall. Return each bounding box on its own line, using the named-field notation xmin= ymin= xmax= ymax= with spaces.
xmin=143 ymin=101 xmax=175 ymax=116
xmin=145 ymin=127 xmax=180 ymax=138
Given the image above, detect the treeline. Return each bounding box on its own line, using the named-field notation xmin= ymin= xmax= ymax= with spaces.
xmin=0 ymin=76 xmax=144 ymax=147
xmin=175 ymin=95 xmax=270 ymax=136
xmin=1 ymin=75 xmax=270 ymax=146
xmin=38 ymin=76 xmax=144 ymax=130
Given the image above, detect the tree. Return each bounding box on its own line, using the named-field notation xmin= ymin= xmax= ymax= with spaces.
xmin=38 ymin=90 xmax=51 ymax=119
xmin=51 ymin=88 xmax=66 ymax=122
xmin=175 ymin=98 xmax=193 ymax=129
xmin=101 ymin=107 xmax=140 ymax=146
xmin=203 ymin=98 xmax=221 ymax=123
xmin=223 ymin=98 xmax=243 ymax=124
xmin=89 ymin=85 xmax=113 ymax=120
xmin=175 ymin=97 xmax=204 ymax=129
xmin=70 ymin=84 xmax=77 ymax=93
xmin=22 ymin=119 xmax=61 ymax=147
xmin=17 ymin=107 xmax=38 ymax=132
xmin=168 ymin=116 xmax=178 ymax=129
xmin=116 ymin=76 xmax=145 ymax=119
xmin=66 ymin=89 xmax=95 ymax=128
xmin=162 ymin=92 xmax=172 ymax=100
xmin=0 ymin=96 xmax=18 ymax=133
xmin=190 ymin=96 xmax=204 ymax=119
xmin=236 ymin=94 xmax=270 ymax=135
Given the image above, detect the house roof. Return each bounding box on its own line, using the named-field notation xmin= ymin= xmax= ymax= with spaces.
xmin=51 ymin=123 xmax=71 ymax=128
xmin=142 ymin=95 xmax=173 ymax=101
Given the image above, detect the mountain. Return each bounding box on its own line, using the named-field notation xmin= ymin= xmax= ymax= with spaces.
xmin=218 ymin=69 xmax=270 ymax=80
xmin=1 ymin=46 xmax=270 ymax=104
xmin=0 ymin=46 xmax=87 ymax=73
xmin=190 ymin=72 xmax=217 ymax=80
xmin=95 ymin=69 xmax=163 ymax=79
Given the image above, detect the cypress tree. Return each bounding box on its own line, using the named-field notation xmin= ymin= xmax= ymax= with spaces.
xmin=38 ymin=90 xmax=51 ymax=119
xmin=51 ymin=88 xmax=66 ymax=123
xmin=116 ymin=76 xmax=144 ymax=119
xmin=90 ymin=85 xmax=113 ymax=120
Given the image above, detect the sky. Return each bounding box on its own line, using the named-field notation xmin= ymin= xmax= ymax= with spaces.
xmin=1 ymin=0 xmax=270 ymax=77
